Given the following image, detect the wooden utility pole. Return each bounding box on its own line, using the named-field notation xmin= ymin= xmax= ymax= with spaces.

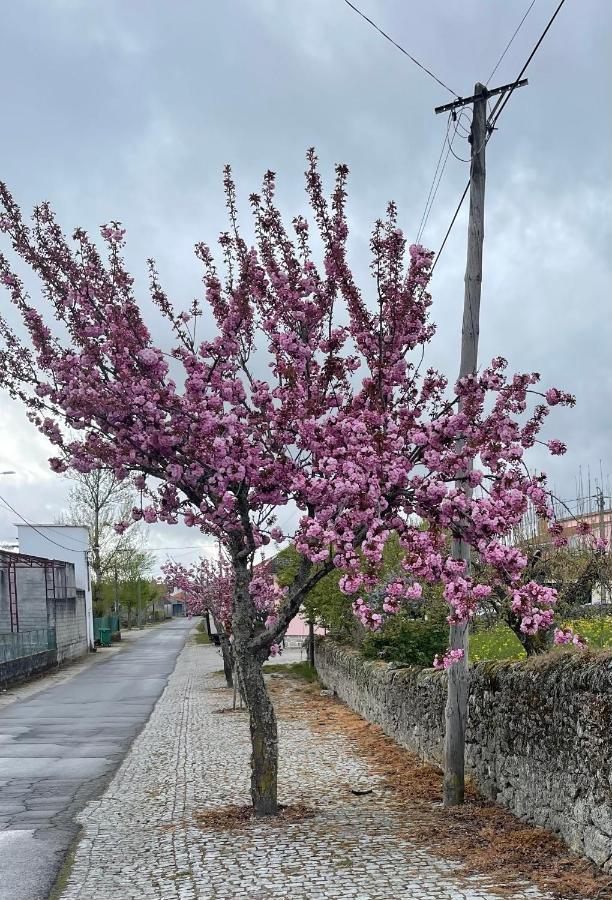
xmin=443 ymin=81 xmax=487 ymax=807
xmin=434 ymin=78 xmax=527 ymax=807
xmin=307 ymin=619 xmax=315 ymax=667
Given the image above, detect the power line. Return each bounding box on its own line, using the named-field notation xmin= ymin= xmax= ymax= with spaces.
xmin=430 ymin=181 xmax=469 ymax=274
xmin=0 ymin=494 xmax=91 ymax=553
xmin=340 ymin=0 xmax=459 ymax=97
xmin=416 ymin=115 xmax=456 ymax=245
xmin=151 ymin=545 xmax=211 ymax=553
xmin=488 ymin=0 xmax=566 ymax=130
xmin=486 ymin=0 xmax=537 ymax=85
xmin=446 ymin=109 xmax=487 ymax=164
xmin=431 ymin=0 xmax=567 ymax=273
xmin=416 ymin=129 xmax=449 ymax=244
xmin=0 ymin=491 xmax=216 ymax=557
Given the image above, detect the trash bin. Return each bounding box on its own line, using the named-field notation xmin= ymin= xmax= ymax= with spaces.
xmin=99 ymin=627 xmax=112 ymax=648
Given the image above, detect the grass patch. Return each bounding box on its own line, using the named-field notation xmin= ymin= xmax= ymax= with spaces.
xmin=48 ymin=827 xmax=82 ymax=900
xmin=471 ymin=625 xmax=525 ymax=662
xmin=563 ymin=615 xmax=612 ymax=650
xmin=470 ymin=617 xmax=612 ymax=662
xmin=195 ymin=620 xmax=210 ymax=644
xmin=264 ymin=661 xmax=319 ymax=682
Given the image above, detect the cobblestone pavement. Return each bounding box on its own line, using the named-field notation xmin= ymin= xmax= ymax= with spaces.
xmin=60 ymin=638 xmax=557 ymax=900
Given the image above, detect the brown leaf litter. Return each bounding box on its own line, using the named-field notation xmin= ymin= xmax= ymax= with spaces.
xmin=268 ymin=673 xmax=612 ymax=900
xmin=194 ymin=802 xmax=314 ymax=831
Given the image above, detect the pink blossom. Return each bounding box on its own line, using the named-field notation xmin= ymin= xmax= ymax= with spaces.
xmin=547 ymin=439 xmax=566 ymax=455
xmin=554 ymin=627 xmax=587 ymax=649
xmin=433 ymin=648 xmax=465 ymax=670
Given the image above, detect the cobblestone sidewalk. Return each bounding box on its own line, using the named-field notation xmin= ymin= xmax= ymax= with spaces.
xmin=59 ymin=637 xmax=556 ymax=900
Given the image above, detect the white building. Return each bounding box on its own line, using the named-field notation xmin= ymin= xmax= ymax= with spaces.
xmin=17 ymin=525 xmax=94 ymax=648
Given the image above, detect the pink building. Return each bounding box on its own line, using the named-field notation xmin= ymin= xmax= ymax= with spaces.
xmin=285 ymin=610 xmax=325 ymax=639
xmin=549 ymin=509 xmax=612 ymax=548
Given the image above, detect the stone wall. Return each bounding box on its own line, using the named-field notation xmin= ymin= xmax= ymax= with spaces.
xmin=315 ymin=640 xmax=612 ymax=872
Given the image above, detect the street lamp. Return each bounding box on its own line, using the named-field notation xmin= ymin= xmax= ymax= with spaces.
xmin=0 ymin=471 xmax=16 ymax=476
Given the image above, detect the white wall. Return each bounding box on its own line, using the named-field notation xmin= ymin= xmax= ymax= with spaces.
xmin=17 ymin=525 xmax=93 ymax=648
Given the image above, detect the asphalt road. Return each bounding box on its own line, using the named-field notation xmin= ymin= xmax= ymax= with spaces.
xmin=0 ymin=618 xmax=193 ymax=900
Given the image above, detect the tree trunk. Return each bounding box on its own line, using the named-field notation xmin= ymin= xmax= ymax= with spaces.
xmin=219 ymin=636 xmax=234 ymax=689
xmin=235 ymin=645 xmax=279 ymax=816
xmin=510 ymin=621 xmax=550 ymax=656
xmin=231 ymin=552 xmax=279 ymax=817
xmin=210 ymin=610 xmax=234 ymax=689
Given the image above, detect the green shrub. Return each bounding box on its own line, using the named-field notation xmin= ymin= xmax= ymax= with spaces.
xmin=361 ymin=616 xmax=448 ymax=667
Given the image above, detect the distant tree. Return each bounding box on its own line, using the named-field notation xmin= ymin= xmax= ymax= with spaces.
xmin=274 ymin=545 xmax=351 ymax=637
xmin=58 ymin=469 xmax=149 ymax=612
xmin=118 ymin=553 xmax=156 ymax=627
xmin=163 ymin=556 xmax=236 ymax=688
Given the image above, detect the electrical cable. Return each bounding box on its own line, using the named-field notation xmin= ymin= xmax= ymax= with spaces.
xmin=488 ymin=0 xmax=567 ymax=130
xmin=486 ymin=0 xmax=537 ymax=85
xmin=340 ymin=0 xmax=459 ymax=97
xmin=446 ymin=111 xmax=488 ymax=163
xmin=416 ymin=115 xmax=456 ymax=244
xmin=430 ymin=181 xmax=469 ymax=274
xmin=415 ymin=125 xmax=450 ymax=244
xmin=152 ymin=545 xmax=211 ymax=553
xmin=431 ymin=0 xmax=567 ymax=273
xmin=0 ymin=494 xmax=91 ymax=552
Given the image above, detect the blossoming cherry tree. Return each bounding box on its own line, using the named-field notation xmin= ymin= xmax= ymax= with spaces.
xmin=0 ymin=152 xmax=575 ymax=815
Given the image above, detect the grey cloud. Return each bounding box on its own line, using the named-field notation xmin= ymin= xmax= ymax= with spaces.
xmin=0 ymin=0 xmax=610 ymax=560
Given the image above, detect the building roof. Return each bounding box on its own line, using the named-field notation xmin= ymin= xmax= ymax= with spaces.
xmin=0 ymin=549 xmax=72 ymax=568
xmin=16 ymin=523 xmax=89 ymax=538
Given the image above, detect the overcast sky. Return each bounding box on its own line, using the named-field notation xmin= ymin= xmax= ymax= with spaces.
xmin=0 ymin=0 xmax=610 ymax=571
